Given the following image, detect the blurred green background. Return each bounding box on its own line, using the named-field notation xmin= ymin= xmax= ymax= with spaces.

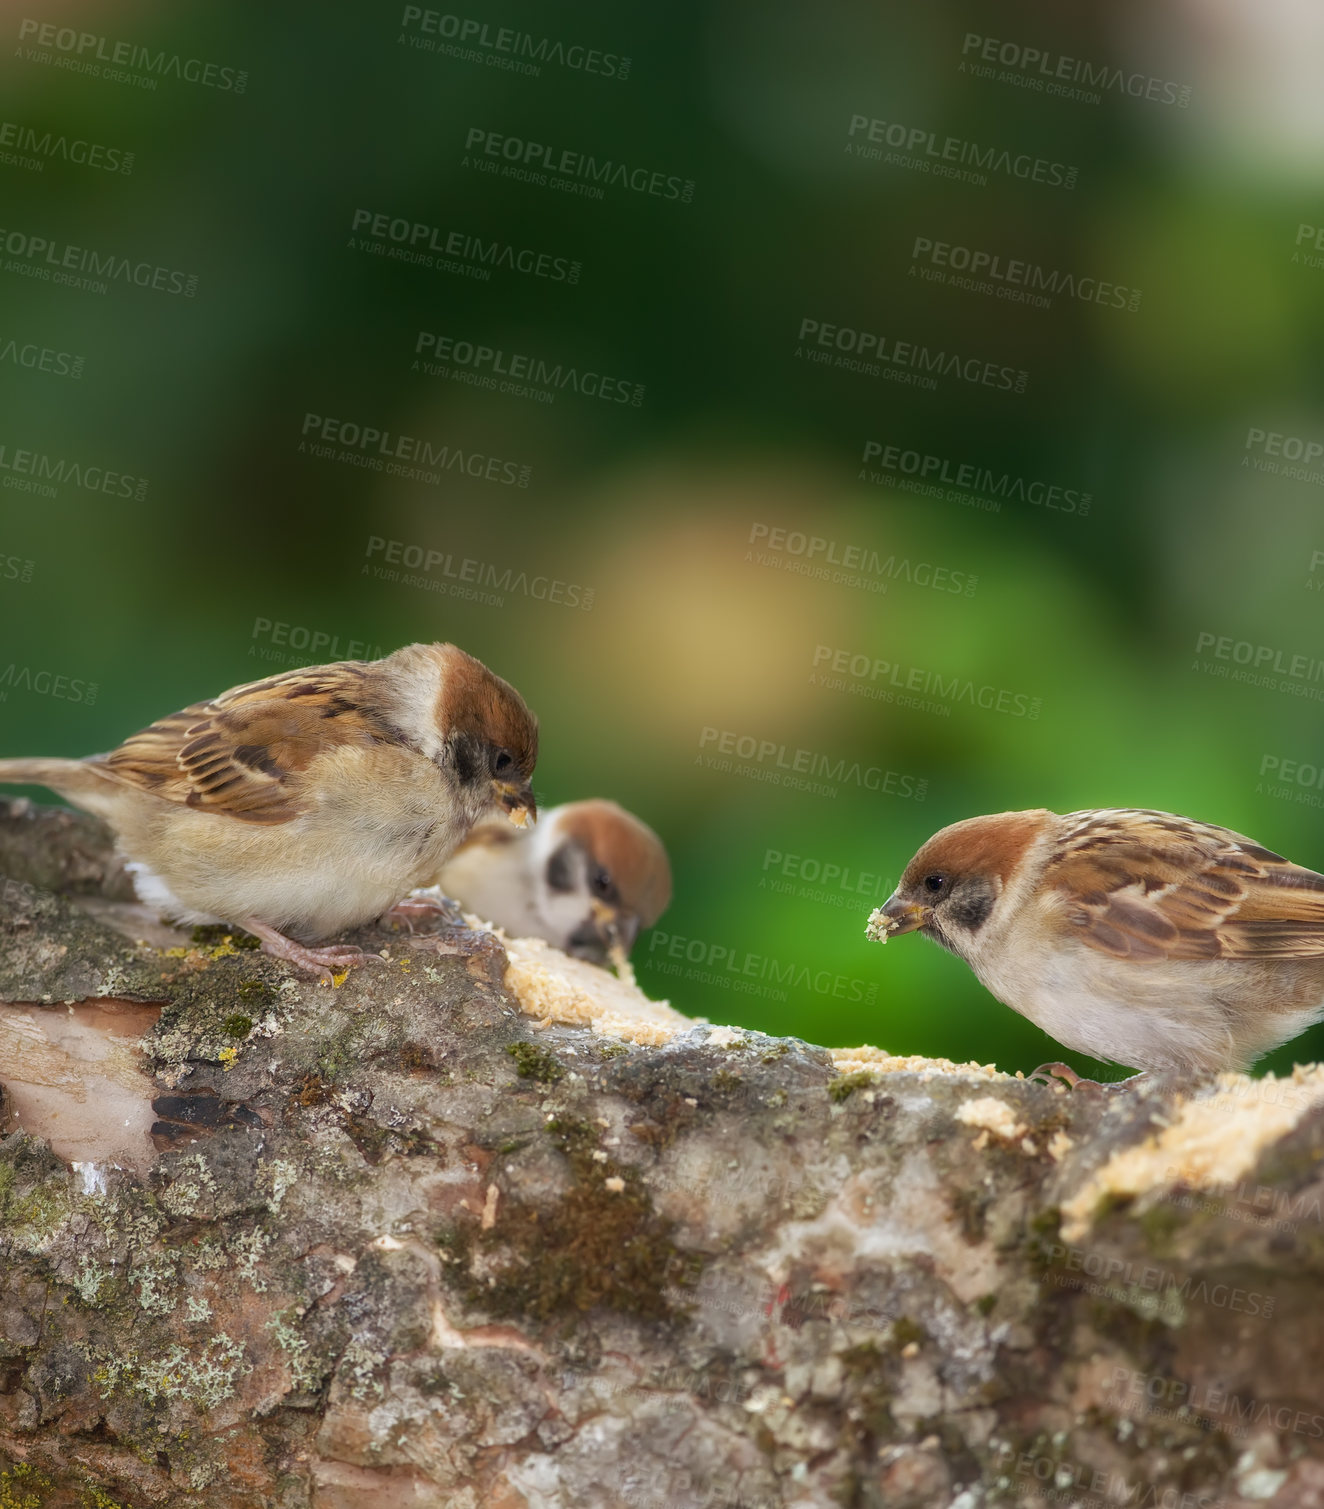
xmin=2 ymin=2 xmax=1323 ymax=1080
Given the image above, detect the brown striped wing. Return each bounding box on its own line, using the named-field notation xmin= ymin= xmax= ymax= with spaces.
xmin=1045 ymin=809 xmax=1324 ymax=961
xmin=98 ymin=662 xmax=390 ymax=824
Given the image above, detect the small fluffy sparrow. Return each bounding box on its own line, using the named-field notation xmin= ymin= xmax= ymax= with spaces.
xmin=867 ymin=808 xmax=1324 ymax=1074
xmin=437 ymin=799 xmax=671 ymax=964
xmin=0 ymin=643 xmax=537 ymax=975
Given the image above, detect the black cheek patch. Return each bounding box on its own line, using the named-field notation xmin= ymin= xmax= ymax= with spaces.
xmin=545 ymin=842 xmax=577 ymax=893
xmin=450 ymin=734 xmax=483 ymax=786
xmin=946 ymin=877 xmax=996 ymax=931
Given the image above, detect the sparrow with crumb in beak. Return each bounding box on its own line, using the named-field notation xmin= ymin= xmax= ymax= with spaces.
xmin=867 ymin=808 xmax=1324 ymax=1075
xmin=0 ymin=642 xmax=537 ymax=977
xmin=437 ymin=799 xmax=671 ymax=965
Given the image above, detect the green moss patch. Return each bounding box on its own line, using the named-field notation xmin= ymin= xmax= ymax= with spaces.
xmin=442 ymin=1115 xmax=699 ymax=1325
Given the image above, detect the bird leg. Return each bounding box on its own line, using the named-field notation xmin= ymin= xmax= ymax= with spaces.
xmin=241 ymin=918 xmax=384 ymax=985
xmin=407 ymin=926 xmax=507 ymax=968
xmin=1026 ymin=1061 xmax=1136 ymax=1094
xmin=379 ymin=895 xmax=465 ymax=933
xmin=376 ymin=895 xmax=505 ymax=981
xmin=1027 ymin=1061 xmax=1088 ymax=1090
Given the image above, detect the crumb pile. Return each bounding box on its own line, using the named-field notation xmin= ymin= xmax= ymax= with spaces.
xmin=1060 ymin=1064 xmax=1324 ymax=1240
xmin=828 ymin=1045 xmax=1007 ymax=1080
xmin=491 ymin=925 xmax=690 ymax=1045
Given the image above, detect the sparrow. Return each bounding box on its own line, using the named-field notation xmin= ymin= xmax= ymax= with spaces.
xmin=436 ymin=799 xmax=671 ymax=965
xmin=0 ymin=643 xmax=538 ymax=977
xmin=866 ymin=808 xmax=1324 ymax=1074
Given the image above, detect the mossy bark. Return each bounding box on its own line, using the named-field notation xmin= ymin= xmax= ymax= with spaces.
xmin=1 ymin=797 xmax=1322 ymax=1509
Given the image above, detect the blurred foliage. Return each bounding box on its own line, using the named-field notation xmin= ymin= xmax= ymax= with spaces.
xmin=2 ymin=1 xmax=1323 ymax=1078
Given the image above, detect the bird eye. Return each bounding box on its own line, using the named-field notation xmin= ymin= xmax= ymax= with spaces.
xmin=924 ymin=874 xmax=947 ymax=893
xmin=492 ymin=749 xmax=513 ymax=775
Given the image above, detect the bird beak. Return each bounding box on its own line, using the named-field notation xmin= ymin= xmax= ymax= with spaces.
xmin=567 ymin=902 xmax=639 ymax=965
xmin=590 ymin=899 xmax=639 ymax=953
xmin=495 ymin=781 xmax=537 ymax=829
xmin=867 ymin=893 xmax=932 ymax=941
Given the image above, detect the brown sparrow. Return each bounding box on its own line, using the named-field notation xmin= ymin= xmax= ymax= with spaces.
xmin=437 ymin=799 xmax=671 ymax=964
xmin=0 ymin=643 xmax=537 ymax=976
xmin=867 ymin=808 xmax=1324 ymax=1074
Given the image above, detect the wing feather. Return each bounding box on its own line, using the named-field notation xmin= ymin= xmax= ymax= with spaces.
xmin=97 ymin=661 xmax=402 ymax=824
xmin=1048 ymin=808 xmax=1324 ymax=962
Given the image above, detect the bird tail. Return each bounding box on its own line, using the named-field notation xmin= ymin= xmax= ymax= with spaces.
xmin=0 ymin=757 xmax=118 ymax=807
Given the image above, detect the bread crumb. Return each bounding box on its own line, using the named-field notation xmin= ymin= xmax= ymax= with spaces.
xmin=829 ymin=1046 xmax=1008 ymax=1081
xmin=1060 ymin=1066 xmax=1324 ymax=1241
xmin=955 ymin=1096 xmax=1028 ymax=1142
xmin=487 ymin=924 xmax=690 ymax=1045
xmin=481 ymin=1183 xmax=499 ymax=1231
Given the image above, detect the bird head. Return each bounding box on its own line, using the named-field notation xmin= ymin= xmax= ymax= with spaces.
xmin=869 ymin=810 xmax=1050 ymax=960
xmin=536 ymin=800 xmax=672 ymax=964
xmin=403 ymin=643 xmax=539 ymax=829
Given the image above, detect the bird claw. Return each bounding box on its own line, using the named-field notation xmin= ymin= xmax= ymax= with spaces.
xmin=1026 ymin=1062 xmax=1133 ymax=1094
xmin=380 ymin=895 xmax=465 ymax=933
xmin=406 ymin=924 xmax=508 ymax=984
xmin=240 ymin=918 xmax=385 ymax=982
xmin=409 ymin=925 xmax=503 ymax=959
xmin=1027 ymin=1061 xmax=1091 ymax=1091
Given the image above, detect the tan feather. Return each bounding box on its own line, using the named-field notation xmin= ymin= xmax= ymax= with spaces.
xmin=1047 ymin=808 xmax=1324 ymax=962
xmin=98 ymin=661 xmax=403 ymax=825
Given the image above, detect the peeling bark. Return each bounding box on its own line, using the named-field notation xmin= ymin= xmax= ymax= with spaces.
xmin=1 ymin=796 xmax=1323 ymax=1509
